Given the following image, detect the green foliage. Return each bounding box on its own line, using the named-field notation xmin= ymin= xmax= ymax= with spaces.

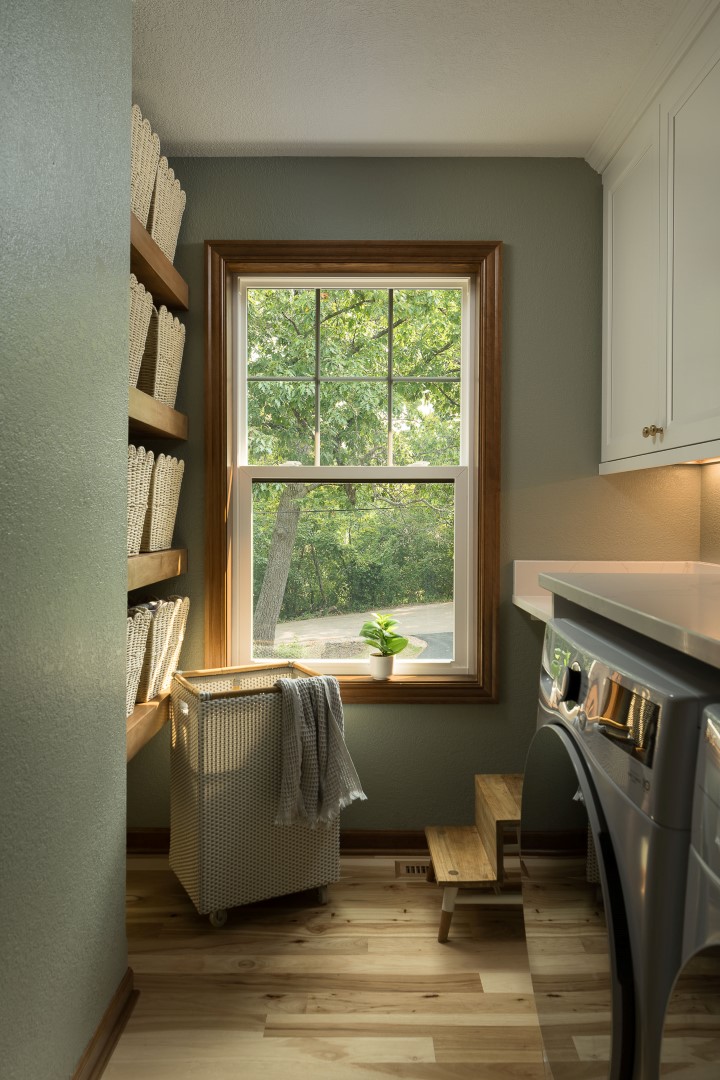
xmin=358 ymin=613 xmax=409 ymax=657
xmin=246 ymin=286 xmax=462 ymax=466
xmin=272 ymin=638 xmax=306 ymax=660
xmin=247 ymin=286 xmax=461 ymax=634
xmin=252 ymin=481 xmax=454 ymax=622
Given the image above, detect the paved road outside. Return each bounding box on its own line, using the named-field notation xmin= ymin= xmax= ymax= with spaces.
xmin=275 ymin=602 xmax=453 ymax=657
xmin=276 ymin=601 xmax=453 ymax=643
xmin=417 ymin=632 xmax=454 ymax=659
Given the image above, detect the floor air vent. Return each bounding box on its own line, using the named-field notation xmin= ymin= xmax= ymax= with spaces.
xmin=395 ymin=859 xmax=431 ymax=878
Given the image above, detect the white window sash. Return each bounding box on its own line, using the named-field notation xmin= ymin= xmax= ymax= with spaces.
xmin=230 ymin=276 xmax=477 ymax=677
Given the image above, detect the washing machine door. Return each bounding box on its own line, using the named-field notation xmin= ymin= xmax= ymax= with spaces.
xmin=521 ymin=723 xmax=635 ymax=1079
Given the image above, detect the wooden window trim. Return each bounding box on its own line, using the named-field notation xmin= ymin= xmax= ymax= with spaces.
xmin=205 ymin=241 xmax=502 ymax=704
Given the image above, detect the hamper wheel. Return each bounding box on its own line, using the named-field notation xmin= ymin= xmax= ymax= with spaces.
xmin=209 ymin=909 xmax=228 ymax=928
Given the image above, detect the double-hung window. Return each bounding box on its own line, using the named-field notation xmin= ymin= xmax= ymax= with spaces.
xmin=205 ymin=242 xmax=502 ymax=704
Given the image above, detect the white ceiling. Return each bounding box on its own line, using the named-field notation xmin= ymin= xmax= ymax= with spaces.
xmin=132 ymin=0 xmax=685 ymax=159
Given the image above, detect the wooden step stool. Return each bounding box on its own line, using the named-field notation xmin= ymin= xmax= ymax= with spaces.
xmin=425 ymin=774 xmax=523 ymax=942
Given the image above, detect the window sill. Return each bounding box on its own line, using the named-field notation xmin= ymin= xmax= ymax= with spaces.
xmin=336 ymin=673 xmax=496 ymax=705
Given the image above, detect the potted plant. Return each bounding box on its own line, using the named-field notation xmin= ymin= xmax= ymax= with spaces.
xmin=359 ymin=612 xmax=408 ymax=680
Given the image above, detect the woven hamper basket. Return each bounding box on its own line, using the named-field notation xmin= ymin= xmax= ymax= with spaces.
xmin=138 ymin=305 xmax=186 ymax=407
xmin=170 ymin=662 xmax=341 ymax=922
xmin=140 ymin=453 xmax=184 ymax=552
xmin=130 ymin=104 xmax=160 ymax=227
xmin=129 ymin=274 xmax=153 ymax=387
xmin=126 ymin=608 xmax=152 ymax=716
xmin=132 ymin=596 xmax=189 ymax=702
xmin=148 ymin=157 xmax=186 ymax=263
xmin=127 ymin=445 xmax=154 ymax=556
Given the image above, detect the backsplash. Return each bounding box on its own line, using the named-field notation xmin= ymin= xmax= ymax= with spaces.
xmin=701 ymin=463 xmax=720 ymax=563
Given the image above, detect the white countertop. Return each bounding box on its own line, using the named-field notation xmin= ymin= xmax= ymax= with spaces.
xmin=512 ymin=560 xmax=717 ymax=622
xmin=513 ymin=561 xmax=720 ymax=669
xmin=539 ymin=571 xmax=720 ymax=668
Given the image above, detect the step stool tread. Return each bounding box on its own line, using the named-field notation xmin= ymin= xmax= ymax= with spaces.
xmin=424 ymin=825 xmax=496 ymax=886
xmin=474 ymin=773 xmax=523 ymax=826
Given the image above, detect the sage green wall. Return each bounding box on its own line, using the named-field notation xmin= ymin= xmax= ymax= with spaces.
xmin=127 ymin=157 xmax=701 ymax=829
xmin=2 ymin=2 xmax=130 ymax=1076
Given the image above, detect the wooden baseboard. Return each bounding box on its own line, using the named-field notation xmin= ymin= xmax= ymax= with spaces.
xmin=72 ymin=967 xmax=137 ymax=1080
xmin=127 ymin=827 xmax=429 ymax=856
xmin=126 ymin=827 xmax=171 ymax=854
xmin=339 ymin=829 xmax=429 ymax=854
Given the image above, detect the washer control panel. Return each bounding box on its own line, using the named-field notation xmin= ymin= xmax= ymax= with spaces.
xmin=539 ymin=618 xmax=720 ymax=829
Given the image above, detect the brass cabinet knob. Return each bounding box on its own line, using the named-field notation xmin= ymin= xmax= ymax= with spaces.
xmin=642 ymin=424 xmax=664 ymax=438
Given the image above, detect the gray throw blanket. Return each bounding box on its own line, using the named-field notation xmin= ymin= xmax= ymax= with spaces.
xmin=275 ymin=674 xmax=366 ymax=827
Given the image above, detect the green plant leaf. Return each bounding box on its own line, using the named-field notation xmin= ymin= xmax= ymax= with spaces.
xmin=384 ymin=634 xmax=409 ymax=655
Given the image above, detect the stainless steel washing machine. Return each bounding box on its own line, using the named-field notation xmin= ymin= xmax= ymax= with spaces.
xmin=659 ymin=705 xmax=720 ymax=1076
xmin=521 ymin=617 xmax=720 ymax=1080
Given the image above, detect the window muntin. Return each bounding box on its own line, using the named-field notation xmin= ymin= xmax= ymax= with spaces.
xmin=244 ymin=284 xmax=464 ymax=467
xmin=233 ymin=275 xmax=475 ymax=678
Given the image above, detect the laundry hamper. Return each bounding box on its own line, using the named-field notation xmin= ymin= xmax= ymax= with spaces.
xmin=170 ymin=662 xmax=341 ymax=926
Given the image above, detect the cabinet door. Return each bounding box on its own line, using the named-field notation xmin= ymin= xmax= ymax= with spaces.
xmin=601 ymin=107 xmax=663 ymax=463
xmin=663 ymin=49 xmax=720 ymax=452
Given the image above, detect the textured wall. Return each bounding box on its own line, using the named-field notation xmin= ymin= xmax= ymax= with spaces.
xmin=701 ymin=463 xmax=720 ymax=561
xmin=1 ymin=2 xmax=131 ymax=1077
xmin=127 ymin=156 xmax=701 ymax=829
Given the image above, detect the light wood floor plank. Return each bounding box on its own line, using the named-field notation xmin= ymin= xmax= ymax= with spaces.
xmin=478 ymin=972 xmax=535 ymax=994
xmin=109 ymin=1032 xmax=436 ymax=1064
xmin=305 ymin=991 xmax=535 ymax=1015
xmin=105 ymin=1062 xmax=546 ymax=1080
xmin=109 ymin=855 xmax=544 ymax=1077
xmin=131 ymin=952 xmax=494 ymax=975
xmin=264 ymin=1012 xmax=542 ymax=1036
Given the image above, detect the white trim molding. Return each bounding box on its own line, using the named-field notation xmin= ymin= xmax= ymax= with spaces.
xmin=586 ymin=0 xmax=720 ymax=173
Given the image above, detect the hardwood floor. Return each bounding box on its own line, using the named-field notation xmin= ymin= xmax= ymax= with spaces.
xmin=106 ymin=855 xmax=544 ymax=1078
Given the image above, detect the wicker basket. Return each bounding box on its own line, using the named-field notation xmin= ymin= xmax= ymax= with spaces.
xmin=148 ymin=157 xmax=186 ymax=263
xmin=126 ymin=608 xmax=152 ymax=716
xmin=170 ymin=663 xmax=340 ymax=918
xmin=132 ymin=596 xmax=190 ymax=702
xmin=163 ymin=595 xmax=190 ymax=691
xmin=131 ymin=105 xmax=161 ymax=227
xmin=127 ymin=445 xmax=154 ymax=556
xmin=129 ymin=274 xmax=153 ymax=387
xmin=138 ymin=305 xmax=186 ymax=407
xmin=140 ymin=453 xmax=184 ymax=552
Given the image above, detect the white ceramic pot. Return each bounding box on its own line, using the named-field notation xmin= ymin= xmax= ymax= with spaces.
xmin=369 ymin=653 xmax=394 ymax=680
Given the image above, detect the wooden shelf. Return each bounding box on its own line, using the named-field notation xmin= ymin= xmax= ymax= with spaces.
xmin=126 ymin=203 xmax=189 ymax=762
xmin=130 ymin=213 xmax=189 ymax=310
xmin=129 ymin=386 xmax=188 ymax=440
xmin=128 ymin=548 xmax=187 ymax=591
xmin=127 ymin=692 xmax=170 ymax=762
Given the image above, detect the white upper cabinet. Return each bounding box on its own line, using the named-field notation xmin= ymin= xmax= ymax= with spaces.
xmin=664 ymin=45 xmax=720 ymax=451
xmin=601 ymin=4 xmax=720 ymax=473
xmin=602 ymin=106 xmax=662 ymax=463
